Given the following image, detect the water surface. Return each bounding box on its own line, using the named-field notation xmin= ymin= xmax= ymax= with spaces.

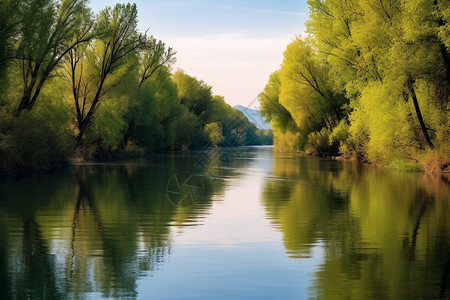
xmin=0 ymin=147 xmax=449 ymax=299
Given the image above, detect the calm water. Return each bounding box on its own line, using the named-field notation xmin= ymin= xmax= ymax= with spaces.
xmin=0 ymin=146 xmax=449 ymax=299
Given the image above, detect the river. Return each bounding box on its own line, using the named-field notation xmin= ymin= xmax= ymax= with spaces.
xmin=0 ymin=146 xmax=448 ymax=299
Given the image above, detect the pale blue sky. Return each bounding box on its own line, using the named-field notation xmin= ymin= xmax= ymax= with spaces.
xmin=89 ymin=0 xmax=309 ymax=107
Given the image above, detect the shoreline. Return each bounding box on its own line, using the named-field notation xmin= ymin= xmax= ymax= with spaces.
xmin=1 ymin=147 xmax=449 ymax=182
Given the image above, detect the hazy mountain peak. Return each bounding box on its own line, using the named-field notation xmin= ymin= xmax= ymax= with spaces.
xmin=234 ymin=105 xmax=271 ymax=130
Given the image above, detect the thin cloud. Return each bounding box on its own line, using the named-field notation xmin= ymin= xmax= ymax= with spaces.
xmin=198 ymin=4 xmax=306 ymax=17
xmin=164 ymin=36 xmax=292 ymax=106
xmin=203 ymin=33 xmax=248 ymax=39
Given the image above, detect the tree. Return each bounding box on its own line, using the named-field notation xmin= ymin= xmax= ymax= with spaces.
xmin=0 ymin=0 xmax=23 ymax=77
xmin=275 ymin=36 xmax=348 ymax=154
xmin=138 ymin=37 xmax=176 ymax=89
xmin=119 ymin=37 xmax=176 ymax=149
xmin=13 ymin=0 xmax=93 ymax=115
xmin=173 ymin=70 xmax=215 ymax=129
xmin=306 ymin=0 xmax=449 ymax=164
xmin=259 ymin=71 xmax=297 ymax=145
xmin=64 ymin=3 xmax=147 ymax=146
xmin=130 ymin=66 xmax=181 ymax=151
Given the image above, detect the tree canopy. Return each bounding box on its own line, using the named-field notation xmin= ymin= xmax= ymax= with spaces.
xmin=260 ymin=0 xmax=449 ymax=172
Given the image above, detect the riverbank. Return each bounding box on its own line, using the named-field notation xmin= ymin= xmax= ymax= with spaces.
xmin=332 ymin=151 xmax=450 ymax=175
xmin=2 ymin=145 xmax=448 ymax=183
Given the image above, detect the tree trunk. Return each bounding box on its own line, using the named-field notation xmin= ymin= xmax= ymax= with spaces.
xmin=118 ymin=123 xmax=133 ymax=150
xmin=75 ymin=78 xmax=106 ymax=148
xmin=75 ymin=128 xmax=85 ymax=148
xmin=440 ymin=43 xmax=450 ymax=88
xmin=15 ymin=62 xmax=43 ymax=115
xmin=28 ymin=77 xmax=47 ymax=110
xmin=75 ymin=117 xmax=90 ymax=148
xmin=15 ymin=93 xmax=31 ymax=116
xmin=407 ymin=79 xmax=434 ymax=150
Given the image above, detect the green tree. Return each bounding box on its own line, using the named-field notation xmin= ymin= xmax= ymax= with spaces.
xmin=173 ymin=70 xmax=215 ymax=130
xmin=307 ymin=0 xmax=449 ymax=166
xmin=119 ymin=37 xmax=176 ymax=149
xmin=0 ymin=0 xmax=22 ymax=77
xmin=259 ymin=71 xmax=298 ymax=150
xmin=138 ymin=37 xmax=176 ymax=89
xmin=221 ymin=109 xmax=249 ymax=146
xmin=131 ymin=67 xmax=182 ymax=151
xmin=264 ymin=36 xmax=348 ymax=155
xmin=12 ymin=0 xmax=93 ymax=115
xmin=64 ymin=3 xmax=147 ymax=146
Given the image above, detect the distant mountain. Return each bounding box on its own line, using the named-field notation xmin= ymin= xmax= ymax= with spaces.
xmin=234 ymin=105 xmax=271 ymax=130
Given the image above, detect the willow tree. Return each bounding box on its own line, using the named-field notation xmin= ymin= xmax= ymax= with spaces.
xmin=395 ymin=0 xmax=449 ymax=150
xmin=128 ymin=66 xmax=181 ymax=151
xmin=278 ymin=37 xmax=348 ymax=154
xmin=64 ymin=3 xmax=147 ymax=145
xmin=119 ymin=37 xmax=176 ymax=149
xmin=259 ymin=71 xmax=299 ymax=151
xmin=307 ymin=0 xmax=449 ymax=163
xmin=173 ymin=70 xmax=215 ymax=129
xmin=12 ymin=0 xmax=93 ymax=115
xmin=0 ymin=0 xmax=22 ymax=79
xmin=138 ymin=37 xmax=176 ymax=89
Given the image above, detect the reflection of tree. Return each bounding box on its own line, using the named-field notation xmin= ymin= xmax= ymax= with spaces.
xmin=402 ymin=189 xmax=433 ymax=260
xmin=5 ymin=216 xmax=64 ymax=300
xmin=68 ymin=172 xmax=140 ymax=298
xmin=262 ymin=155 xmax=450 ymax=299
xmin=0 ymin=150 xmax=251 ymax=299
xmin=65 ymin=164 xmax=181 ymax=298
xmin=0 ymin=175 xmax=70 ymax=300
xmin=19 ymin=218 xmax=63 ymax=299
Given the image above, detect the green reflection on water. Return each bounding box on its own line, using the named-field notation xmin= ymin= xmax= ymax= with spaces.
xmin=0 ymin=148 xmax=448 ymax=299
xmin=262 ymin=154 xmax=450 ymax=299
xmin=0 ymin=149 xmax=242 ymax=299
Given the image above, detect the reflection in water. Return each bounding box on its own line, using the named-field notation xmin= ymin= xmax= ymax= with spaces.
xmin=0 ymin=147 xmax=448 ymax=299
xmin=262 ymin=154 xmax=450 ymax=299
xmin=0 ymin=150 xmax=246 ymax=299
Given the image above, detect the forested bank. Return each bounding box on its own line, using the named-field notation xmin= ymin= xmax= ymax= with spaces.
xmin=259 ymin=0 xmax=449 ymax=172
xmin=0 ymin=1 xmax=272 ymax=176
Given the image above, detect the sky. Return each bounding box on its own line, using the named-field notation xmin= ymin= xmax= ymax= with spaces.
xmin=89 ymin=0 xmax=309 ymax=108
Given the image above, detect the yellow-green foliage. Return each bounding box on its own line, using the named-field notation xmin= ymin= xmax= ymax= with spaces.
xmin=173 ymin=70 xmax=215 ymax=129
xmin=88 ymin=93 xmax=129 ymax=149
xmin=0 ymin=80 xmax=73 ymax=174
xmin=413 ymin=80 xmax=450 ymax=149
xmin=388 ymin=158 xmax=422 ymax=172
xmin=0 ymin=1 xmax=273 ymax=174
xmin=174 ymin=71 xmax=265 ymax=148
xmin=436 ymin=0 xmax=450 ymax=49
xmin=174 ymin=111 xmax=206 ymax=149
xmin=273 ymin=130 xmax=302 ymax=152
xmin=263 ymin=0 xmax=450 ymax=169
xmin=352 ymin=82 xmax=418 ymax=163
xmin=259 ymin=71 xmax=297 ymax=149
xmin=329 ymin=119 xmax=349 ymax=151
xmin=260 ymin=36 xmax=348 ymax=156
xmin=205 ymin=122 xmax=224 ymax=146
xmin=305 ymin=129 xmax=330 ymax=156
xmin=131 ymin=67 xmax=181 ymax=151
xmin=279 ymin=37 xmax=330 ymax=132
